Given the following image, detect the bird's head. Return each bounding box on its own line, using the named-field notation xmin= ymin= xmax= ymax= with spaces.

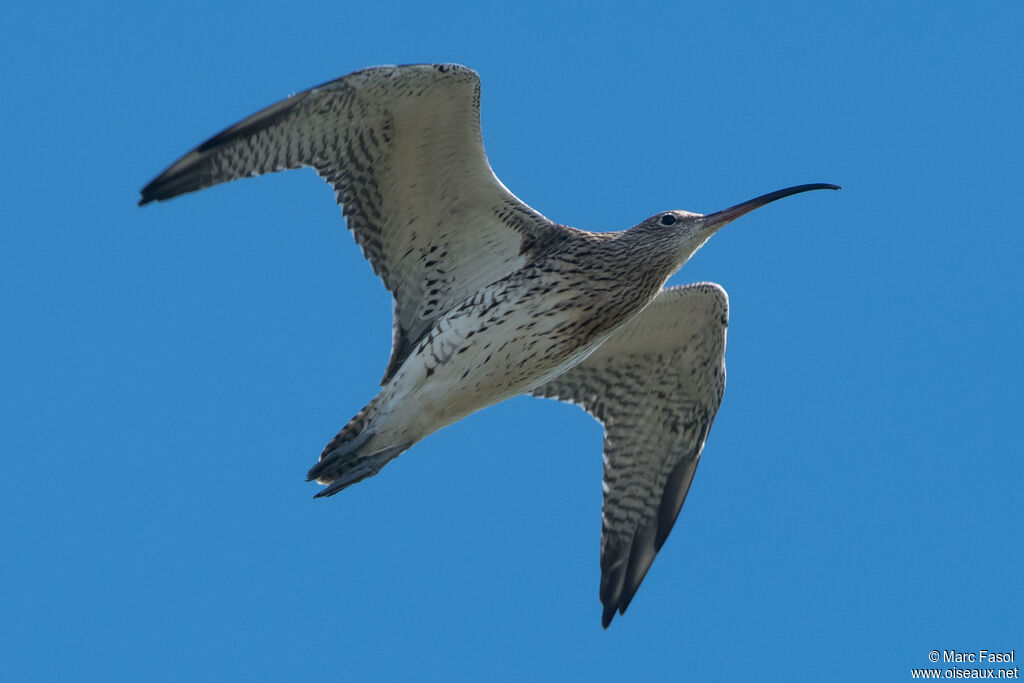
xmin=631 ymin=183 xmax=840 ymax=271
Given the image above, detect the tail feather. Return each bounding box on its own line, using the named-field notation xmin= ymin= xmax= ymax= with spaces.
xmin=306 ymin=394 xmax=412 ymax=497
xmin=307 ymin=395 xmax=385 ymax=483
xmin=306 ymin=426 xmax=375 ymax=482
xmin=312 ymin=397 xmax=383 ymax=470
xmin=312 ymin=442 xmax=412 ymax=498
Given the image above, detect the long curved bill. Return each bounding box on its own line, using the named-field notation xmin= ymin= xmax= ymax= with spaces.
xmin=703 ymin=183 xmax=841 ymax=231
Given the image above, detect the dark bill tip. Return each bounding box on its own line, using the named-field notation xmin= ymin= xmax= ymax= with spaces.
xmin=704 ymin=183 xmax=840 ymax=227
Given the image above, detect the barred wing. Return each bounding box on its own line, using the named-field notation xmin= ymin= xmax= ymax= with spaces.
xmin=140 ymin=63 xmax=565 ymax=383
xmin=532 ymin=283 xmax=728 ymax=628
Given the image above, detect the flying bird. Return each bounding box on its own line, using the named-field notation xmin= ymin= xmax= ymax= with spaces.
xmin=139 ymin=63 xmax=838 ymax=627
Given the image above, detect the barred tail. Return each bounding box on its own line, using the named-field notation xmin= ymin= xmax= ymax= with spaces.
xmin=320 ymin=396 xmax=383 ymax=461
xmin=306 ymin=395 xmax=411 ymax=497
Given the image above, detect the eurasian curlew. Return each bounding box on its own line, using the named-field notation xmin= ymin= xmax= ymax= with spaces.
xmin=139 ymin=63 xmax=838 ymax=628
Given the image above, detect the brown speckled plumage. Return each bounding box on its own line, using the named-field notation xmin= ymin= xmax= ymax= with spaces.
xmin=140 ymin=63 xmax=838 ymax=628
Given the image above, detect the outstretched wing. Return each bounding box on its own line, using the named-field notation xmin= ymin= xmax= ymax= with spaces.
xmin=531 ymin=283 xmax=728 ymax=628
xmin=140 ymin=63 xmax=566 ymax=383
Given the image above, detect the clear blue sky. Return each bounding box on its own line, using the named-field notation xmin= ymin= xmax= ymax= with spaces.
xmin=2 ymin=2 xmax=1021 ymax=681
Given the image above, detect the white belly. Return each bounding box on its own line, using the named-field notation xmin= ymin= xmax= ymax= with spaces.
xmin=377 ymin=277 xmax=622 ymax=438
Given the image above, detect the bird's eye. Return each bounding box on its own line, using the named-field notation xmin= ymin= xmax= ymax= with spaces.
xmin=659 ymin=213 xmax=676 ymax=226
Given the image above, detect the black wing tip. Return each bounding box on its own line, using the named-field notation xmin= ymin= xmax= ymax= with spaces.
xmin=602 ymin=605 xmax=616 ymax=629
xmin=600 ymin=600 xmax=632 ymax=629
xmin=137 ymin=87 xmax=309 ymax=210
xmin=137 ymin=185 xmax=160 ymax=207
xmin=136 ymin=166 xmax=208 ymax=207
xmin=599 ymin=567 xmax=629 ymax=629
xmin=137 ymin=182 xmax=179 ymax=207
